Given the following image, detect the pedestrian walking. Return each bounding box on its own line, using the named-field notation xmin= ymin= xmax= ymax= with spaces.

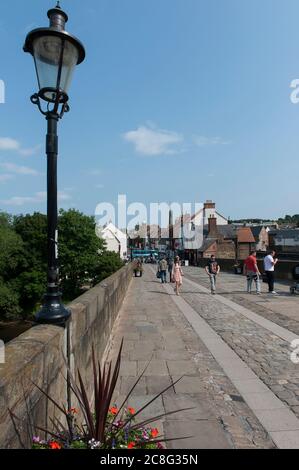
xmin=264 ymin=250 xmax=278 ymax=294
xmin=168 ymin=257 xmax=174 ymax=282
xmin=134 ymin=258 xmax=143 ymax=277
xmin=205 ymin=255 xmax=220 ymax=294
xmin=244 ymin=250 xmax=261 ymax=294
xmin=159 ymin=256 xmax=168 ymax=284
xmin=171 ymin=256 xmax=183 ymax=295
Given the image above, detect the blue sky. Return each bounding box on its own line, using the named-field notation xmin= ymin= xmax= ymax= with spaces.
xmin=1 ymin=0 xmax=299 ymax=220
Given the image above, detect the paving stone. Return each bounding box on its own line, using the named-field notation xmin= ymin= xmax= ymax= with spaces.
xmin=286 ymin=399 xmax=299 ymax=407
xmin=277 ymin=391 xmax=296 ymax=400
xmin=146 ymin=376 xmax=176 ymax=395
xmin=270 ymin=430 xmax=299 ymax=449
xmin=163 ymin=394 xmax=214 ymax=420
xmin=137 ymin=360 xmax=168 ymax=376
xmin=164 ymin=338 xmax=186 ymax=350
xmin=136 ymin=324 xmax=158 ymax=334
xmin=166 ymin=360 xmax=198 ymax=376
xmin=122 ymin=332 xmax=140 ymax=340
xmin=164 ymin=420 xmax=231 ymax=449
xmin=155 ymin=349 xmax=191 ymax=361
xmin=242 ymin=391 xmax=287 ymax=411
xmin=172 ymin=376 xmax=203 ymax=394
xmin=129 ymin=347 xmax=158 ymax=361
xmin=257 ymin=409 xmax=299 ymax=432
xmin=119 ymin=360 xmax=137 ymax=377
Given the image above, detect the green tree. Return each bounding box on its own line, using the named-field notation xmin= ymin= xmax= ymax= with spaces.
xmin=11 ymin=270 xmax=46 ymax=315
xmin=92 ymin=251 xmax=124 ymax=285
xmin=14 ymin=212 xmax=47 ymax=271
xmin=13 ymin=213 xmax=47 ymax=316
xmin=0 ymin=213 xmax=24 ymax=282
xmin=58 ymin=209 xmax=106 ymax=298
xmin=277 ymin=214 xmax=299 ymax=226
xmin=0 ymin=212 xmax=24 ymax=321
xmin=0 ymin=209 xmax=125 ymax=321
xmin=0 ymin=282 xmax=21 ymax=321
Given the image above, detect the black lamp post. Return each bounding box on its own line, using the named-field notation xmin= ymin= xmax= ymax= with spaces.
xmin=23 ymin=2 xmax=85 ymax=326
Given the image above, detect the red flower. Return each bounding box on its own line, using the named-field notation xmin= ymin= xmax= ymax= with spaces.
xmin=151 ymin=428 xmax=159 ymax=438
xmin=128 ymin=407 xmax=136 ymax=415
xmin=68 ymin=407 xmax=78 ymax=414
xmin=127 ymin=441 xmax=136 ymax=449
xmin=109 ymin=406 xmax=118 ymax=415
xmin=49 ymin=441 xmax=62 ymax=450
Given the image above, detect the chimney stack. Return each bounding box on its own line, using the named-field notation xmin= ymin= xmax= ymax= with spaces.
xmin=204 ymin=200 xmax=216 ymax=210
xmin=208 ymin=215 xmax=218 ymax=238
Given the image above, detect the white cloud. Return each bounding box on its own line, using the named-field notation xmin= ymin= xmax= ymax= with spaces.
xmin=193 ymin=136 xmax=231 ymax=147
xmin=0 ymin=138 xmax=20 ymax=151
xmin=0 ymin=162 xmax=39 ymax=175
xmin=1 ymin=192 xmax=46 ymax=206
xmin=19 ymin=145 xmax=42 ymax=157
xmin=123 ymin=125 xmax=183 ymax=156
xmin=1 ymin=191 xmax=71 ymax=207
xmin=0 ymin=174 xmax=14 ymax=183
xmin=0 ymin=137 xmax=40 ymax=156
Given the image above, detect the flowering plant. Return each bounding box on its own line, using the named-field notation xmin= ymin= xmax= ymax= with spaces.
xmin=32 ymin=406 xmax=164 ymax=449
xmin=11 ymin=341 xmax=191 ymax=449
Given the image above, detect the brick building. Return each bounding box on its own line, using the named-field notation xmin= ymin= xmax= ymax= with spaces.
xmin=236 ymin=227 xmax=256 ymax=260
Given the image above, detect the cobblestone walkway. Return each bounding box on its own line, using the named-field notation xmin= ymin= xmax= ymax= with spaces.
xmin=182 ymin=268 xmax=299 ymax=418
xmin=105 ymin=266 xmax=276 ymax=449
xmin=184 ymin=267 xmax=299 ymax=335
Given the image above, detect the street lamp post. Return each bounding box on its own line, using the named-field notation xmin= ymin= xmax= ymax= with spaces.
xmin=23 ymin=2 xmax=85 ymax=326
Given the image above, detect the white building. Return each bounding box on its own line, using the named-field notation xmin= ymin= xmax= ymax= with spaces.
xmin=192 ymin=200 xmax=228 ymax=226
xmin=98 ymin=223 xmax=128 ymax=259
xmin=168 ymin=201 xmax=228 ymax=251
xmin=182 ymin=201 xmax=227 ymax=250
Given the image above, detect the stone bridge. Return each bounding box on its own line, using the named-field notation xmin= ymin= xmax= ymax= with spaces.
xmin=1 ymin=263 xmax=299 ymax=449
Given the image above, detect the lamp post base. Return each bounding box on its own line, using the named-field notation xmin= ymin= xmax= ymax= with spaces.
xmin=35 ymin=292 xmax=71 ymax=326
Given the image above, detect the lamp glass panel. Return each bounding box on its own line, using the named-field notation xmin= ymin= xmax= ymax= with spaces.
xmin=60 ymin=40 xmax=79 ymax=94
xmin=33 ymin=35 xmax=63 ymax=100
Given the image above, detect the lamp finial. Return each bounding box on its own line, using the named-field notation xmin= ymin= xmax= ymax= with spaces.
xmin=56 ymin=1 xmax=61 ymax=8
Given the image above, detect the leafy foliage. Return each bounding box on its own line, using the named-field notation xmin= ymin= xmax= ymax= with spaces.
xmin=14 ymin=212 xmax=47 ymax=271
xmin=277 ymin=214 xmax=299 ymax=227
xmin=92 ymin=251 xmax=124 ymax=285
xmin=0 ymin=282 xmax=21 ymax=320
xmin=0 ymin=210 xmax=125 ymax=322
xmin=0 ymin=212 xmax=24 ymax=281
xmin=58 ymin=209 xmax=106 ymax=297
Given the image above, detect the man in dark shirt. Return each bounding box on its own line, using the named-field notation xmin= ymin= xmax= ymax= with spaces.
xmin=205 ymin=255 xmax=220 ymax=294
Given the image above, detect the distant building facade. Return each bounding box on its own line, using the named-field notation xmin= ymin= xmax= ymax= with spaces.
xmin=236 ymin=227 xmax=256 ymax=260
xmin=192 ymin=200 xmax=228 ymax=226
xmin=98 ymin=223 xmax=128 ymax=259
xmin=269 ymin=229 xmax=299 ymax=254
xmin=250 ymin=226 xmax=269 ymax=252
